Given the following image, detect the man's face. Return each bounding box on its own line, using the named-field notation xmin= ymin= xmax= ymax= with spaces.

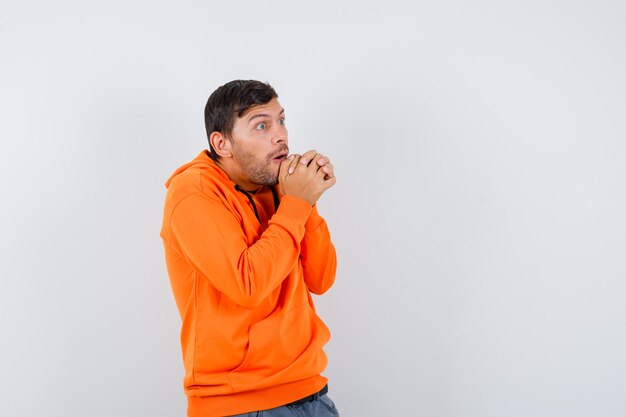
xmin=229 ymin=98 xmax=289 ymax=187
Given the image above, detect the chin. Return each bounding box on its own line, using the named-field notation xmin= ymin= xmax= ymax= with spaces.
xmin=265 ymin=174 xmax=279 ymax=186
xmin=268 ymin=168 xmax=280 ymax=185
xmin=257 ymin=173 xmax=279 ymax=187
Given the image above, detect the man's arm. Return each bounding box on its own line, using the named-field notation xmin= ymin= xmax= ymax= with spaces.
xmin=281 ymin=150 xmax=337 ymax=295
xmin=169 ymin=193 xmax=313 ymax=309
xmin=169 ymin=155 xmax=334 ymax=309
xmin=301 ymin=205 xmax=337 ymax=295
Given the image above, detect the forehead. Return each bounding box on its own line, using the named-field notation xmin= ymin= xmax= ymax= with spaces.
xmin=239 ymin=98 xmax=284 ymax=120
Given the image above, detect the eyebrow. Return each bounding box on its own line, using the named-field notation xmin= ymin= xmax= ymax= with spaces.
xmin=247 ymin=108 xmax=285 ymax=122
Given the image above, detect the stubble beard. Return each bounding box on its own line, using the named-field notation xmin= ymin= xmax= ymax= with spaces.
xmin=233 ymin=147 xmax=279 ymax=187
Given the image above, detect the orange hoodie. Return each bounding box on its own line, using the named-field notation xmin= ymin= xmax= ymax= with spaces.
xmin=160 ymin=150 xmax=337 ymax=417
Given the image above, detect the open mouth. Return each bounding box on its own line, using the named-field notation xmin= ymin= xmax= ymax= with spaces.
xmin=272 ymin=151 xmax=288 ymax=162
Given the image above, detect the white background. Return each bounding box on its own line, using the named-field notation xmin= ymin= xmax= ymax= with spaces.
xmin=1 ymin=1 xmax=625 ymax=416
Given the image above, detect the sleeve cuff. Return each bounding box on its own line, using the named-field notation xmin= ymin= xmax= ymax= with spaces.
xmin=304 ymin=204 xmax=324 ymax=231
xmin=276 ymin=195 xmax=313 ymax=225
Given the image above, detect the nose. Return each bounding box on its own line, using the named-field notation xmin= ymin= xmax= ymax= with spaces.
xmin=272 ymin=125 xmax=288 ymax=145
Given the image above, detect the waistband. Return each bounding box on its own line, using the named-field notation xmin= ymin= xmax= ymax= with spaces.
xmin=286 ymin=384 xmax=329 ymax=406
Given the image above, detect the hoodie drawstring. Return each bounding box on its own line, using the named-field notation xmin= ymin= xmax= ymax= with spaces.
xmin=234 ymin=185 xmax=280 ymax=224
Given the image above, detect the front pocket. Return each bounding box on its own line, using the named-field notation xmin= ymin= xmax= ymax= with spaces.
xmin=233 ymin=303 xmax=315 ymax=375
xmin=319 ymin=394 xmax=339 ymax=415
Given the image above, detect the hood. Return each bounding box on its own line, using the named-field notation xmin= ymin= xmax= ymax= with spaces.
xmin=163 ymin=149 xmax=280 ymax=225
xmin=165 ymin=150 xmax=228 ymax=189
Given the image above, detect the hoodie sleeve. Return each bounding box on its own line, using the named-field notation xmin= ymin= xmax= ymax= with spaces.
xmin=168 ymin=193 xmax=313 ymax=308
xmin=300 ymin=205 xmax=337 ymax=295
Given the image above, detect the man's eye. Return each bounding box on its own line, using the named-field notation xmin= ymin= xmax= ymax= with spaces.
xmin=279 ymin=118 xmax=286 ymax=126
xmin=255 ymin=123 xmax=267 ymax=130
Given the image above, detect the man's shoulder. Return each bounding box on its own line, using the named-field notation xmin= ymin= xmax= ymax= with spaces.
xmin=165 ymin=165 xmax=226 ymax=206
xmin=166 ymin=151 xmax=229 ymax=193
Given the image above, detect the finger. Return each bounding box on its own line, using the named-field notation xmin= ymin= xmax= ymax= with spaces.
xmin=315 ymin=155 xmax=329 ymax=166
xmin=315 ymin=162 xmax=331 ymax=180
xmin=320 ymin=162 xmax=334 ymax=177
xmin=322 ymin=175 xmax=337 ymax=190
xmin=308 ymin=153 xmax=325 ymax=172
xmin=298 ymin=150 xmax=318 ymax=166
xmin=279 ymin=154 xmax=295 ymax=181
xmin=288 ymin=154 xmax=301 ymax=174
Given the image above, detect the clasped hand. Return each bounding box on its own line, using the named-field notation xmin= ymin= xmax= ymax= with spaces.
xmin=278 ymin=150 xmax=336 ymax=206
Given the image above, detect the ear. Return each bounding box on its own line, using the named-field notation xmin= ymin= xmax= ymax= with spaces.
xmin=209 ymin=131 xmax=233 ymax=158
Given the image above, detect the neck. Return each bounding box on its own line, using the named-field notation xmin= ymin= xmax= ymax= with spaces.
xmin=214 ymin=157 xmax=263 ymax=193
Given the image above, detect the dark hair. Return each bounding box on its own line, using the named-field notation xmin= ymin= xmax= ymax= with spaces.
xmin=204 ymin=80 xmax=278 ymax=160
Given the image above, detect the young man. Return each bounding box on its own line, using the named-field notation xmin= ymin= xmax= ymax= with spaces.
xmin=160 ymin=80 xmax=340 ymax=417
